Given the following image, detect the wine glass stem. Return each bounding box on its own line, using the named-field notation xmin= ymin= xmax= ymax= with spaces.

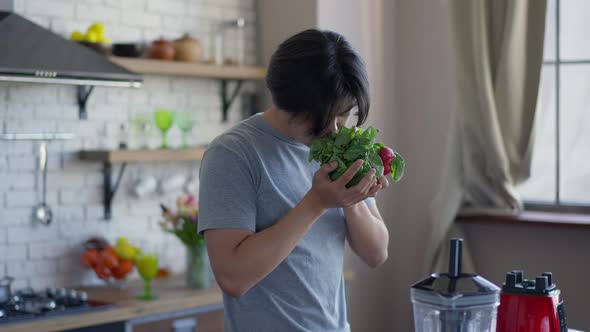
xmin=161 ymin=132 xmax=168 ymax=149
xmin=182 ymin=131 xmax=189 ymax=148
xmin=144 ymin=278 xmax=152 ymax=298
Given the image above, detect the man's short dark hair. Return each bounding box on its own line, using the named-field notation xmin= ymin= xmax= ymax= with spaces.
xmin=266 ymin=29 xmax=370 ymax=136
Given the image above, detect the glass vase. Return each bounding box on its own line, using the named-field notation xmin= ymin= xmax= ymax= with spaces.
xmin=186 ymin=244 xmax=212 ymax=289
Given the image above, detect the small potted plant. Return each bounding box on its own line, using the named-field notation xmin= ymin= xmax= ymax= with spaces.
xmin=160 ymin=195 xmax=211 ymax=289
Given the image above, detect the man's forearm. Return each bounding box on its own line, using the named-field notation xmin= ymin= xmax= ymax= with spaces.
xmin=221 ymin=192 xmax=327 ymax=296
xmin=344 ymin=202 xmax=389 ymax=268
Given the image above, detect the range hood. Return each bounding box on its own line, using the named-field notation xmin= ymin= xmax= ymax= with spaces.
xmin=0 ymin=11 xmax=142 ymax=88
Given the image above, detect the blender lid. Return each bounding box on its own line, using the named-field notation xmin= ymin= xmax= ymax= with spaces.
xmin=412 ymin=272 xmax=500 ymax=296
xmin=411 ymin=273 xmax=500 ymax=308
xmin=411 ymin=238 xmax=500 ymax=308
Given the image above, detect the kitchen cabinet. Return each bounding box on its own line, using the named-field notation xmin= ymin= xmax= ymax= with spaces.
xmin=126 ymin=305 xmax=223 ymax=332
xmin=63 ymin=305 xmax=223 ymax=332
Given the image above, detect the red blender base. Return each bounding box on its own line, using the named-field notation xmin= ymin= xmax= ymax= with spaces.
xmin=496 ymin=271 xmax=567 ymax=332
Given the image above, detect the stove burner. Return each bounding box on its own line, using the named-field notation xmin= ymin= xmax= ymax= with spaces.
xmin=0 ymin=286 xmax=114 ymax=325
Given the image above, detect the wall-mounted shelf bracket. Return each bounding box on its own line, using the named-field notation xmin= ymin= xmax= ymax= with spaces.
xmin=221 ymin=80 xmax=243 ymax=122
xmin=77 ymin=85 xmax=94 ymax=119
xmin=103 ymin=162 xmax=127 ymax=220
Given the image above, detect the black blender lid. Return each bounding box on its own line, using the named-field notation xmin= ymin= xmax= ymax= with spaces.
xmin=411 ymin=238 xmax=500 ymax=308
xmin=412 ymin=273 xmax=500 ymax=297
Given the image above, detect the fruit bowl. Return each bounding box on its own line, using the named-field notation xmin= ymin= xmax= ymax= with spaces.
xmin=77 ymin=41 xmax=112 ymax=55
xmin=70 ymin=22 xmax=113 ymax=55
xmin=81 ymin=237 xmax=139 ymax=283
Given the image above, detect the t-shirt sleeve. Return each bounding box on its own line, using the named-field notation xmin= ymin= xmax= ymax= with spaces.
xmin=198 ymin=144 xmax=257 ymax=234
xmin=364 ymin=197 xmax=376 ymax=207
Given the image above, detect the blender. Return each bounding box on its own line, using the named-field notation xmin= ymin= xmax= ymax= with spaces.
xmin=496 ymin=270 xmax=567 ymax=332
xmin=411 ymin=238 xmax=500 ymax=332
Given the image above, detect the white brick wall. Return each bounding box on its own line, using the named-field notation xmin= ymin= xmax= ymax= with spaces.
xmin=0 ymin=141 xmax=34 ymax=155
xmin=76 ymin=4 xmax=121 ymax=23
xmin=105 ymin=0 xmax=146 ymax=10
xmin=5 ymin=190 xmax=38 ymax=208
xmin=122 ymin=11 xmax=161 ymax=29
xmin=6 ymin=260 xmax=59 ymax=277
xmin=0 ymin=173 xmax=35 ymax=190
xmin=7 ymin=225 xmax=60 ymax=244
xmin=24 ymin=0 xmax=74 ymax=19
xmin=7 ymin=155 xmax=36 ymax=171
xmin=147 ymin=0 xmax=185 ymax=16
xmin=29 ymin=242 xmax=71 ymax=259
xmin=59 ymin=188 xmax=102 ymax=205
xmin=0 ymin=208 xmax=35 ymax=226
xmin=0 ymin=244 xmax=28 ymax=261
xmin=1 ymin=0 xmax=259 ymax=289
xmin=1 ymin=102 xmax=33 ymax=122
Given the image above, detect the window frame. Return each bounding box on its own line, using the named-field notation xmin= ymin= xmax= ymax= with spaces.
xmin=524 ymin=0 xmax=590 ymax=214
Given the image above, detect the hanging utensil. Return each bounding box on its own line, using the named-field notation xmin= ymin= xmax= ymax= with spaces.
xmin=0 ymin=276 xmax=14 ymax=303
xmin=32 ymin=141 xmax=52 ymax=225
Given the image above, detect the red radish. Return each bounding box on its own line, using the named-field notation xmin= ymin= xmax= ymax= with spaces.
xmin=384 ymin=163 xmax=392 ymax=176
xmin=378 ymin=146 xmax=396 ymax=175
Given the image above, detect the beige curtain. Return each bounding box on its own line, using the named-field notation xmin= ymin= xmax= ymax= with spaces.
xmin=425 ymin=0 xmax=547 ymax=273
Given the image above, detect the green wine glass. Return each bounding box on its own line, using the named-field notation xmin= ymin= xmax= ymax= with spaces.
xmin=135 ymin=252 xmax=159 ymax=300
xmin=175 ymin=111 xmax=195 ymax=149
xmin=132 ymin=113 xmax=153 ymax=149
xmin=154 ymin=109 xmax=174 ymax=149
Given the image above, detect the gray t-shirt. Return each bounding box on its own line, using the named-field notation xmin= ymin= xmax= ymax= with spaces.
xmin=198 ymin=113 xmax=373 ymax=332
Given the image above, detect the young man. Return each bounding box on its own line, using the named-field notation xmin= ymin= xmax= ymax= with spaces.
xmin=198 ymin=29 xmax=390 ymax=332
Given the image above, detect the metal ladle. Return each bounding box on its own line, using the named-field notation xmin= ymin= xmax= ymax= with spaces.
xmin=33 ymin=141 xmax=52 ymax=225
xmin=0 ymin=133 xmax=73 ymax=225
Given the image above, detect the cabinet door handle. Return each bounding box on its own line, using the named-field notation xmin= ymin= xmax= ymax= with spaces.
xmin=172 ymin=317 xmax=198 ymax=332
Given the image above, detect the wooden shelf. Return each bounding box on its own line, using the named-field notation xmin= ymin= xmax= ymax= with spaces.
xmin=79 ymin=147 xmax=207 ymax=220
xmin=109 ymin=56 xmax=267 ymax=80
xmin=79 ymin=146 xmax=206 ymax=163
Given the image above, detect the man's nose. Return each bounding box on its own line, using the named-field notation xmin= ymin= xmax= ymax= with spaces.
xmin=320 ymin=119 xmax=339 ymax=137
xmin=330 ymin=119 xmax=338 ymax=133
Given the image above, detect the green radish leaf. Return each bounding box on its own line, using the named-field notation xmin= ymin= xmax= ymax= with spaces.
xmin=329 ymin=158 xmax=348 ymax=181
xmin=373 ymin=143 xmax=384 ymax=153
xmin=346 ymin=161 xmax=370 ymax=188
xmin=335 ymin=127 xmax=353 ymax=147
xmin=357 ymin=137 xmax=372 ymax=148
xmin=308 ymin=126 xmax=404 ymax=185
xmin=391 ymin=151 xmax=405 ymax=182
xmin=343 ymin=145 xmax=365 ymax=161
xmin=374 ymin=164 xmax=385 ymax=178
xmin=368 ymin=152 xmax=385 ymax=177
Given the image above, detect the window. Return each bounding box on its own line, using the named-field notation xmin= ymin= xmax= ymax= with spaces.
xmin=518 ymin=0 xmax=590 ymax=210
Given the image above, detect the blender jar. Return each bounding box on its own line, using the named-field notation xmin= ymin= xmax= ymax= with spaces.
xmin=411 ymin=238 xmax=500 ymax=332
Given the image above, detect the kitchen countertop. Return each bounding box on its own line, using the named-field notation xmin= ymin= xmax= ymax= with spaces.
xmin=1 ymin=274 xmax=585 ymax=332
xmin=0 ymin=276 xmax=223 ymax=332
xmin=10 ymin=271 xmax=577 ymax=332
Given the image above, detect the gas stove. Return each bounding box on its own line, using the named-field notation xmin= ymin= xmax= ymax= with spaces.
xmin=0 ymin=287 xmax=114 ymax=325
